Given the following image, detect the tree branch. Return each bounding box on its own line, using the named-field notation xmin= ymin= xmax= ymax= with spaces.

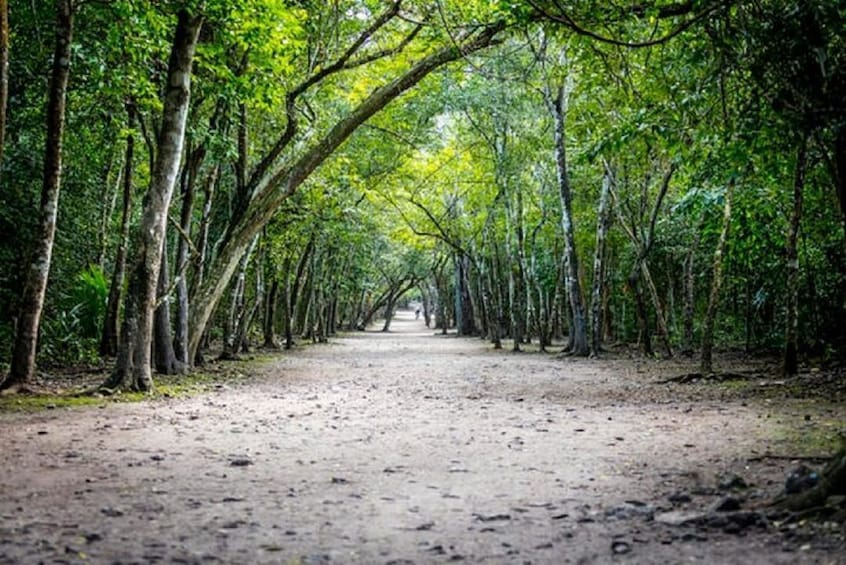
xmin=247 ymin=0 xmax=406 ymax=189
xmin=527 ymin=0 xmax=730 ymax=48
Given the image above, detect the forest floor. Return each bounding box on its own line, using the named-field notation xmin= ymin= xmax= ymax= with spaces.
xmin=1 ymin=311 xmax=844 ymax=564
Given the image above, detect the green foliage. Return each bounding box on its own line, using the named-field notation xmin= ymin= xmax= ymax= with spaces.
xmin=72 ymin=265 xmax=109 ymax=338
xmin=40 ymin=306 xmax=99 ymax=365
xmin=2 ymin=0 xmax=846 ymax=376
xmin=737 ymin=0 xmax=846 ymax=133
xmin=38 ymin=265 xmax=108 ymax=365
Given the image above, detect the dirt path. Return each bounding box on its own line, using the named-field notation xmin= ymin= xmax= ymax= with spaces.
xmin=1 ymin=311 xmax=843 ymax=564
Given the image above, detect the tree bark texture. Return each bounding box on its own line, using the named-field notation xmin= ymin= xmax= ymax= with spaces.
xmin=173 ymin=143 xmax=203 ymax=363
xmin=504 ymin=184 xmax=527 ymax=349
xmin=550 ymin=85 xmax=588 ymax=356
xmin=784 ymin=136 xmax=808 ymax=376
xmin=590 ymin=171 xmax=612 ymax=356
xmin=484 ymin=239 xmax=504 ymax=348
xmin=102 ymin=11 xmax=202 ymax=392
xmin=235 ymin=252 xmax=264 ymax=353
xmin=154 ymin=251 xmax=184 ymax=374
xmin=189 ymin=163 xmax=220 ymax=301
xmin=418 ymin=284 xmax=432 ymax=327
xmin=263 ymin=277 xmax=279 ymax=348
xmin=3 ymin=0 xmax=73 ymax=390
xmin=186 ymin=23 xmax=504 ymax=362
xmin=456 ymin=254 xmax=475 ymax=336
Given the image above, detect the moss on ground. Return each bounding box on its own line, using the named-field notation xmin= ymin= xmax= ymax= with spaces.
xmin=0 ymin=352 xmax=279 ymax=413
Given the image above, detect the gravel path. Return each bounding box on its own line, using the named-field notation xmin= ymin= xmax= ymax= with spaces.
xmin=1 ymin=311 xmax=843 ymax=564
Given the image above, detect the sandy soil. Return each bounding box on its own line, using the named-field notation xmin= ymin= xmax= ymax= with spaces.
xmin=1 ymin=310 xmax=844 ymax=564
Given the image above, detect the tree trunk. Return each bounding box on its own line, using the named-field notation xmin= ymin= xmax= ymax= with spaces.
xmin=101 ymin=11 xmax=202 ymax=392
xmin=435 ymin=270 xmax=450 ymax=335
xmin=641 ymin=261 xmax=673 ymax=357
xmin=186 ymin=24 xmax=504 ymax=363
xmin=263 ymin=277 xmax=279 ymax=348
xmin=154 ymin=251 xmax=184 ymax=374
xmin=550 ymin=85 xmax=588 ymax=356
xmin=3 ymin=0 xmax=73 ymax=391
xmin=382 ymin=279 xmax=417 ymax=332
xmin=629 ymin=262 xmax=652 ymax=356
xmin=419 ymin=284 xmax=432 ymax=328
xmin=601 ymin=256 xmax=614 ymax=343
xmin=485 ymin=243 xmax=504 ymax=349
xmin=96 ymin=148 xmax=121 ymax=271
xmin=285 ymin=235 xmax=314 ymax=349
xmin=551 ymin=252 xmax=566 ymax=342
xmin=302 ymin=261 xmax=316 ymax=341
xmin=610 ymin=163 xmax=674 ymax=357
xmin=100 ymin=105 xmax=135 ymax=357
xmin=456 ymin=254 xmax=475 ymax=336
xmin=187 ymin=163 xmax=219 ymax=366
xmin=313 ymin=258 xmax=328 ymax=343
xmin=681 ymin=212 xmax=705 ymax=357
xmin=190 ymin=162 xmax=220 ymax=300
xmin=173 ymin=143 xmax=203 ymax=364
xmin=221 ymin=236 xmax=257 ymax=359
xmin=515 ymin=189 xmax=529 ymax=345
xmin=0 ymin=0 xmax=8 ymax=170
xmin=505 ymin=189 xmax=527 ymax=350
xmin=700 ymin=181 xmax=734 ymax=374
xmin=784 ymin=136 xmax=808 ymax=377
xmin=590 ymin=171 xmax=612 ymax=356
xmin=234 ymin=253 xmax=263 ymax=353
xmin=381 ymin=293 xmax=396 ymax=332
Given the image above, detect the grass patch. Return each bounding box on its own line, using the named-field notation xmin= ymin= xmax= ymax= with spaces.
xmin=0 ymin=351 xmax=281 ymax=413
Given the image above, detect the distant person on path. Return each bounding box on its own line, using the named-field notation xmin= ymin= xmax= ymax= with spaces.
xmin=415 ymin=308 xmax=421 ymax=320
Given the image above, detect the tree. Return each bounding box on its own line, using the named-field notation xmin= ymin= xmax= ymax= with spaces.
xmin=102 ymin=9 xmax=203 ymax=392
xmin=783 ymin=135 xmax=808 ymax=376
xmin=2 ymin=0 xmax=73 ymax=391
xmin=0 ymin=0 xmax=844 ymax=402
xmin=100 ymin=105 xmax=136 ymax=357
xmin=699 ymin=180 xmax=734 ymax=374
xmin=185 ymin=17 xmax=506 ymax=363
xmin=546 ymin=81 xmax=589 ymax=356
xmin=589 ymin=168 xmax=612 ymax=356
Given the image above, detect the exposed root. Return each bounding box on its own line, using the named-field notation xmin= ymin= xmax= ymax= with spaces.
xmin=658 ymin=371 xmax=758 ymax=384
xmin=772 ymin=445 xmax=846 ymax=513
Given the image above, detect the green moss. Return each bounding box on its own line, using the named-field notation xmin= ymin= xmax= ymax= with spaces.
xmin=0 ymin=353 xmax=277 ymax=413
xmin=0 ymin=393 xmax=106 ymax=412
xmin=782 ymin=421 xmax=845 ymax=454
xmin=716 ymin=377 xmax=752 ymax=391
xmin=766 ymin=404 xmax=846 ymax=457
